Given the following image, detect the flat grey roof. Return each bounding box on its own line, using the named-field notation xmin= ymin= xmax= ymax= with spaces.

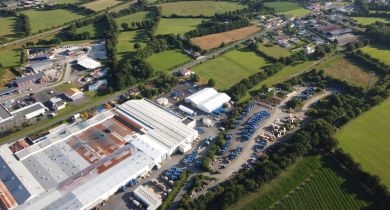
xmin=0 ymin=105 xmax=12 ymax=120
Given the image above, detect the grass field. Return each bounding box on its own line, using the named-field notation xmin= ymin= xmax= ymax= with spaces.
xmin=146 ymin=50 xmax=192 ymax=71
xmin=191 ymin=26 xmax=260 ymax=50
xmin=230 ymin=156 xmax=370 ymax=210
xmin=117 ymin=30 xmax=147 ymax=60
xmin=360 ymin=44 xmax=390 ymax=66
xmin=115 ymin=11 xmax=154 ymax=27
xmin=336 ymin=97 xmax=390 ymax=189
xmin=76 ymin=22 xmax=106 ymax=38
xmin=264 ymin=1 xmax=310 ymax=17
xmin=0 ymin=68 xmax=16 ymax=88
xmin=258 ymin=44 xmax=290 ymax=58
xmin=155 ymin=18 xmax=205 ymax=35
xmin=277 ymin=8 xmax=311 ymax=17
xmin=158 ymin=1 xmax=245 ymax=17
xmin=22 ymin=9 xmax=85 ymax=33
xmin=240 ymin=61 xmax=314 ymax=101
xmin=351 ymin=17 xmax=390 ymax=25
xmin=316 ymin=55 xmax=378 ymax=88
xmin=0 ymin=16 xmax=20 ymax=37
xmin=193 ymin=47 xmax=268 ymax=89
xmin=81 ymin=0 xmax=121 ymax=11
xmin=0 ymin=49 xmax=20 ymax=67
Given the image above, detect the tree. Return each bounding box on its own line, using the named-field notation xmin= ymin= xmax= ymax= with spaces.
xmin=191 ymin=74 xmax=200 ymax=82
xmin=208 ymin=79 xmax=216 ymax=87
xmin=121 ymin=23 xmax=129 ymax=31
xmin=314 ymin=45 xmax=326 ymax=57
xmin=134 ymin=42 xmax=141 ymax=51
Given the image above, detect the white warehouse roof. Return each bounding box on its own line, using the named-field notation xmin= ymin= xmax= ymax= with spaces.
xmin=77 ymin=57 xmax=101 ymax=69
xmin=185 ymin=88 xmax=231 ymax=113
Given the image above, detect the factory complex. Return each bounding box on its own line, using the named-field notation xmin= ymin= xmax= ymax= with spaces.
xmin=0 ymin=99 xmax=198 ymax=210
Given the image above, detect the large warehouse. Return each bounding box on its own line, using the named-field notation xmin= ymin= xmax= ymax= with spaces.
xmin=0 ymin=99 xmax=198 ymax=210
xmin=185 ymin=88 xmax=231 ymax=113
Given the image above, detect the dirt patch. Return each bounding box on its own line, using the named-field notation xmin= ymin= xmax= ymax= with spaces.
xmin=191 ymin=26 xmax=260 ymax=50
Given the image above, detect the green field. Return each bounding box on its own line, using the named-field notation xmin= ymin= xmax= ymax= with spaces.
xmin=81 ymin=0 xmax=121 ymax=11
xmin=22 ymin=9 xmax=85 ymax=33
xmin=336 ymin=97 xmax=390 ymax=188
xmin=360 ymin=44 xmax=390 ymax=66
xmin=76 ymin=21 xmax=106 ymax=38
xmin=240 ymin=61 xmax=314 ymax=101
xmin=117 ymin=30 xmax=147 ymax=60
xmin=351 ymin=17 xmax=390 ymax=25
xmin=316 ymin=55 xmax=378 ymax=88
xmin=193 ymin=47 xmax=268 ymax=89
xmin=158 ymin=1 xmax=245 ymax=17
xmin=146 ymin=50 xmax=192 ymax=71
xmin=264 ymin=1 xmax=310 ymax=17
xmin=0 ymin=49 xmax=20 ymax=67
xmin=155 ymin=18 xmax=205 ymax=35
xmin=0 ymin=15 xmax=20 ymax=37
xmin=115 ymin=11 xmax=154 ymax=27
xmin=230 ymin=156 xmax=370 ymax=210
xmin=258 ymin=44 xmax=291 ymax=58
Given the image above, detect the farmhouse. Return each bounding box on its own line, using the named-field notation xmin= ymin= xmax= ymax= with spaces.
xmin=180 ymin=68 xmax=192 ymax=77
xmin=185 ymin=88 xmax=231 ymax=113
xmin=64 ymin=88 xmax=84 ymax=101
xmin=0 ymin=99 xmax=198 ymax=210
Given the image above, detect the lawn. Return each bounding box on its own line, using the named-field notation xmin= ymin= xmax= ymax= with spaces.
xmin=115 ymin=11 xmax=154 ymax=27
xmin=258 ymin=44 xmax=291 ymax=58
xmin=22 ymin=9 xmax=85 ymax=33
xmin=117 ymin=30 xmax=148 ymax=60
xmin=351 ymin=17 xmax=390 ymax=25
xmin=155 ymin=18 xmax=205 ymax=35
xmin=81 ymin=0 xmax=121 ymax=11
xmin=230 ymin=156 xmax=370 ymax=210
xmin=193 ymin=47 xmax=268 ymax=90
xmin=264 ymin=1 xmax=300 ymax=12
xmin=0 ymin=15 xmax=20 ymax=37
xmin=336 ymin=97 xmax=390 ymax=189
xmin=158 ymin=1 xmax=245 ymax=17
xmin=277 ymin=8 xmax=311 ymax=17
xmin=316 ymin=55 xmax=378 ymax=88
xmin=0 ymin=49 xmax=20 ymax=67
xmin=264 ymin=1 xmax=310 ymax=17
xmin=146 ymin=50 xmax=192 ymax=71
xmin=76 ymin=21 xmax=106 ymax=38
xmin=240 ymin=61 xmax=314 ymax=102
xmin=360 ymin=44 xmax=390 ymax=66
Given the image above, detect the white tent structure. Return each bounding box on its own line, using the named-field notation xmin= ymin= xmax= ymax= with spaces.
xmin=185 ymin=88 xmax=231 ymax=113
xmin=77 ymin=57 xmax=101 ymax=69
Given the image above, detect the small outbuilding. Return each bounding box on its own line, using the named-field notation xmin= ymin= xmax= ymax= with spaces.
xmin=64 ymin=88 xmax=84 ymax=101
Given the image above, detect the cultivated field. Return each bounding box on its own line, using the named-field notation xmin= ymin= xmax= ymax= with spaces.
xmin=351 ymin=17 xmax=390 ymax=25
xmin=115 ymin=11 xmax=154 ymax=27
xmin=316 ymin=55 xmax=378 ymax=88
xmin=258 ymin=44 xmax=291 ymax=58
xmin=117 ymin=30 xmax=147 ymax=60
xmin=336 ymin=97 xmax=390 ymax=188
xmin=191 ymin=26 xmax=260 ymax=50
xmin=193 ymin=47 xmax=268 ymax=89
xmin=22 ymin=9 xmax=84 ymax=33
xmin=360 ymin=44 xmax=390 ymax=66
xmin=265 ymin=1 xmax=310 ymax=17
xmin=0 ymin=49 xmax=20 ymax=67
xmin=230 ymin=156 xmax=370 ymax=210
xmin=158 ymin=1 xmax=245 ymax=17
xmin=155 ymin=18 xmax=205 ymax=35
xmin=146 ymin=50 xmax=192 ymax=71
xmin=0 ymin=16 xmax=20 ymax=37
xmin=81 ymin=0 xmax=121 ymax=11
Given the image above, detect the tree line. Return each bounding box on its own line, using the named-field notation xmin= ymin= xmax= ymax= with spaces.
xmin=20 ymin=13 xmax=31 ymax=36
xmin=365 ymin=22 xmax=390 ymax=47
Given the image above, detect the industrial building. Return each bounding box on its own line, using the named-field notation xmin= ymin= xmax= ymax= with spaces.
xmin=64 ymin=88 xmax=84 ymax=101
xmin=0 ymin=99 xmax=198 ymax=210
xmin=77 ymin=57 xmax=101 ymax=70
xmin=185 ymin=88 xmax=231 ymax=113
xmin=133 ymin=185 xmax=162 ymax=210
